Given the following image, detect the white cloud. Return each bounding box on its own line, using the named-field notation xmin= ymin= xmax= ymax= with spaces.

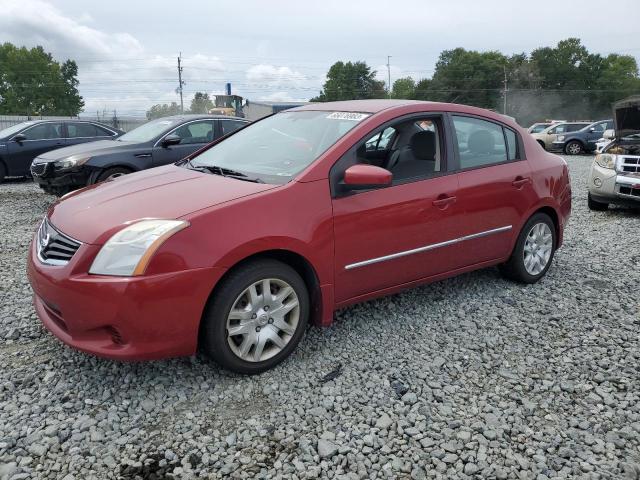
xmin=246 ymin=65 xmax=306 ymax=87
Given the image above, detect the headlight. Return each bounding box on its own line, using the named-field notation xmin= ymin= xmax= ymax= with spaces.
xmin=89 ymin=219 xmax=189 ymax=276
xmin=557 ymin=136 xmax=565 ymax=141
xmin=594 ymin=153 xmax=617 ymax=170
xmin=54 ymin=154 xmax=92 ymax=171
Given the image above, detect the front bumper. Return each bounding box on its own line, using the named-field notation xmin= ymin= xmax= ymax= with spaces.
xmin=31 ymin=162 xmax=91 ymax=189
xmin=27 ymin=237 xmax=226 ymax=360
xmin=588 ymin=163 xmax=640 ymax=205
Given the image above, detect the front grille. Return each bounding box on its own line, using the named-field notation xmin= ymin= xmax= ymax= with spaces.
xmin=36 ymin=219 xmax=82 ymax=266
xmin=618 ymin=185 xmax=640 ymax=198
xmin=30 ymin=162 xmax=49 ymax=177
xmin=620 ymin=156 xmax=640 ymax=173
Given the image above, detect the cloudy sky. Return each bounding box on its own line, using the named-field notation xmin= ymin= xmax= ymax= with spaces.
xmin=1 ymin=0 xmax=639 ymax=116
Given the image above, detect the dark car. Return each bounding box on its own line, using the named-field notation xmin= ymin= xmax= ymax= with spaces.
xmin=552 ymin=119 xmax=614 ymax=155
xmin=31 ymin=115 xmax=249 ymax=195
xmin=0 ymin=120 xmax=122 ymax=183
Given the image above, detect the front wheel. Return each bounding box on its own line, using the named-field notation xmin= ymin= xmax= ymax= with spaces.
xmin=500 ymin=213 xmax=556 ymax=284
xmin=0 ymin=162 xmax=6 ymax=183
xmin=200 ymin=259 xmax=309 ymax=374
xmin=564 ymin=140 xmax=583 ymax=155
xmin=97 ymin=167 xmax=131 ymax=183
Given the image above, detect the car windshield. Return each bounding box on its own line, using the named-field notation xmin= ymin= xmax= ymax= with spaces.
xmin=0 ymin=121 xmax=36 ymax=138
xmin=188 ymin=110 xmax=368 ymax=183
xmin=117 ymin=118 xmax=180 ymax=143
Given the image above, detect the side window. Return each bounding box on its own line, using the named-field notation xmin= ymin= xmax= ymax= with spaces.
xmin=21 ymin=123 xmax=63 ymax=140
xmin=552 ymin=125 xmax=566 ymax=134
xmin=67 ymin=122 xmax=98 ymax=138
xmin=505 ymin=129 xmax=518 ymax=161
xmin=221 ymin=120 xmax=247 ymax=136
xmin=95 ymin=125 xmax=115 ymax=137
xmin=365 ymin=127 xmax=396 ymax=151
xmin=453 ymin=116 xmax=507 ymax=169
xmin=172 ymin=121 xmax=214 ymax=144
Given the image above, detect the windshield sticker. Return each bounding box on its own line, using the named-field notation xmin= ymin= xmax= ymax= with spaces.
xmin=326 ymin=112 xmax=370 ymax=121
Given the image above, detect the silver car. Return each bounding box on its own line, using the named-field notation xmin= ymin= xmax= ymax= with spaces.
xmin=587 ymin=97 xmax=640 ymax=210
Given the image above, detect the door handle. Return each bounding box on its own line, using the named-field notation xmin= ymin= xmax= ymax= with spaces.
xmin=432 ymin=194 xmax=457 ymax=209
xmin=512 ymin=176 xmax=531 ymax=189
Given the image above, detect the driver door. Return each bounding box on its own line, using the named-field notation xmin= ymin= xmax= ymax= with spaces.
xmin=152 ymin=120 xmax=216 ymax=167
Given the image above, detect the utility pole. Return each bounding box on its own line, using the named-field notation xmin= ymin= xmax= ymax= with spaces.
xmin=386 ymin=56 xmax=392 ymax=98
xmin=177 ymin=53 xmax=185 ymax=113
xmin=503 ymin=66 xmax=508 ymax=115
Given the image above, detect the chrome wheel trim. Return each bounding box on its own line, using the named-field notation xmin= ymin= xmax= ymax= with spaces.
xmin=226 ymin=278 xmax=300 ymax=363
xmin=523 ymin=223 xmax=553 ymax=276
xmin=567 ymin=142 xmax=581 ymax=155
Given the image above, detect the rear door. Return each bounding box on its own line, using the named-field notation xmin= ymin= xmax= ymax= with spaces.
xmin=452 ymin=115 xmax=536 ymax=266
xmin=5 ymin=122 xmax=66 ymax=176
xmin=65 ymin=122 xmax=106 ymax=147
xmin=152 ymin=120 xmax=215 ymax=166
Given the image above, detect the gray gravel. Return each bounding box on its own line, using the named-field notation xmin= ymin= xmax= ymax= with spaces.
xmin=1 ymin=157 xmax=639 ymax=479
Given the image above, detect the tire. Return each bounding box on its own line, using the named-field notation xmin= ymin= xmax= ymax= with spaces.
xmin=0 ymin=162 xmax=5 ymax=184
xmin=500 ymin=213 xmax=556 ymax=284
xmin=40 ymin=185 xmax=71 ymax=197
xmin=200 ymin=259 xmax=310 ymax=374
xmin=96 ymin=167 xmax=131 ymax=183
xmin=564 ymin=140 xmax=583 ymax=155
xmin=587 ymin=192 xmax=609 ymax=211
xmin=536 ymin=140 xmax=546 ymax=150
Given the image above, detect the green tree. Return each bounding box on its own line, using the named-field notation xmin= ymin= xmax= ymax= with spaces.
xmin=415 ymin=48 xmax=508 ymax=109
xmin=391 ymin=77 xmax=416 ymax=99
xmin=311 ymin=61 xmax=386 ymax=102
xmin=0 ymin=43 xmax=84 ymax=115
xmin=190 ymin=92 xmax=214 ymax=114
xmin=146 ymin=102 xmax=182 ymax=120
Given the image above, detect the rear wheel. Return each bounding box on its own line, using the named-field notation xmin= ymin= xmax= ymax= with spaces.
xmin=97 ymin=167 xmax=131 ymax=183
xmin=587 ymin=192 xmax=609 ymax=211
xmin=565 ymin=140 xmax=583 ymax=155
xmin=500 ymin=213 xmax=556 ymax=284
xmin=200 ymin=259 xmax=309 ymax=374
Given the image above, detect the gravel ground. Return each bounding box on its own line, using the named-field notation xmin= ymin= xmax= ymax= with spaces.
xmin=0 ymin=156 xmax=639 ymax=480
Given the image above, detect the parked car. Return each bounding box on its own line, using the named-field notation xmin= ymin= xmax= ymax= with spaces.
xmin=27 ymin=100 xmax=571 ymax=374
xmin=588 ymin=97 xmax=640 ymax=210
xmin=552 ymin=119 xmax=614 ymax=155
xmin=0 ymin=120 xmax=122 ymax=183
xmin=30 ymin=114 xmax=249 ymax=195
xmin=527 ymin=122 xmax=556 ymax=134
xmin=531 ymin=122 xmax=590 ymax=150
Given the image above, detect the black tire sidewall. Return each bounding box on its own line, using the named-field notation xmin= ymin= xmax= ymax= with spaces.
xmin=0 ymin=162 xmax=5 ymax=183
xmin=201 ymin=259 xmax=309 ymax=374
xmin=509 ymin=213 xmax=557 ymax=284
xmin=587 ymin=193 xmax=608 ymax=211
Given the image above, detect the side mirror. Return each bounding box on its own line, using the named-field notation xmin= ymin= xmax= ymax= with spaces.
xmin=161 ymin=134 xmax=181 ymax=147
xmin=343 ymin=164 xmax=392 ymax=190
xmin=13 ymin=133 xmax=26 ymax=143
xmin=603 ymin=129 xmax=615 ymax=140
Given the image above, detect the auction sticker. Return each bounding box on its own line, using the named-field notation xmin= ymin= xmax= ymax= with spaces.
xmin=326 ymin=112 xmax=370 ymax=121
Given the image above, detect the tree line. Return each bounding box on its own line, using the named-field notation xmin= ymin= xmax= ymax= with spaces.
xmin=0 ymin=43 xmax=84 ymax=116
xmin=313 ymin=38 xmax=640 ymax=125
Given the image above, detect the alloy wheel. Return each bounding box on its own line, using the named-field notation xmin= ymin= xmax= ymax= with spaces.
xmin=106 ymin=172 xmax=126 ymax=180
xmin=566 ymin=142 xmax=582 ymax=155
xmin=523 ymin=223 xmax=553 ymax=275
xmin=226 ymin=278 xmax=300 ymax=362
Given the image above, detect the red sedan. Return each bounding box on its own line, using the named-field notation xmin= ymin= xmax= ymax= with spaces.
xmin=27 ymin=100 xmax=571 ymax=373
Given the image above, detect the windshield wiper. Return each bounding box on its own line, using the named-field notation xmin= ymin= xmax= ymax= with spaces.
xmin=186 ymin=163 xmax=264 ymax=183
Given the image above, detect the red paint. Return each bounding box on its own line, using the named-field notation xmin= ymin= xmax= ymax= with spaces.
xmin=28 ymin=100 xmax=571 ymax=361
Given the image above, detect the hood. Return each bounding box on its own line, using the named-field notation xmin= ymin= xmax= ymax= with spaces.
xmin=48 ymin=165 xmax=277 ymax=244
xmin=36 ymin=139 xmax=143 ymax=161
xmin=614 ymin=96 xmax=640 ymax=139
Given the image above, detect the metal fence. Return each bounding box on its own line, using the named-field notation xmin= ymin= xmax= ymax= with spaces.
xmin=0 ymin=114 xmax=146 ymax=132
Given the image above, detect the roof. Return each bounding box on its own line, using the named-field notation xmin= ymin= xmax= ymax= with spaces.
xmin=158 ymin=114 xmax=244 ymax=121
xmin=291 ymin=99 xmax=430 ymax=114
